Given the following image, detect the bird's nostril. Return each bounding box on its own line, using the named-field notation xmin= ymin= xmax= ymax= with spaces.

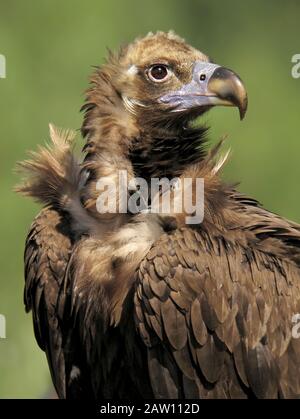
xmin=200 ymin=74 xmax=206 ymax=81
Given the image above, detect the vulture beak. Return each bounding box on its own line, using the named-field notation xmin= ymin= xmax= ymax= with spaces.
xmin=159 ymin=61 xmax=248 ymax=120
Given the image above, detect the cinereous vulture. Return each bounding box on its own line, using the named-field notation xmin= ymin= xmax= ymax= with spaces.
xmin=16 ymin=31 xmax=300 ymax=399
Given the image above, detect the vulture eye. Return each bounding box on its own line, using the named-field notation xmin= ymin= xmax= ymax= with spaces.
xmin=148 ymin=65 xmax=170 ymax=82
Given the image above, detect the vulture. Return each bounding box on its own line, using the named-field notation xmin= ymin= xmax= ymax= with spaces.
xmin=17 ymin=31 xmax=300 ymax=399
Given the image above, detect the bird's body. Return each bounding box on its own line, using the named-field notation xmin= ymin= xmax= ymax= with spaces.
xmin=17 ymin=32 xmax=300 ymax=399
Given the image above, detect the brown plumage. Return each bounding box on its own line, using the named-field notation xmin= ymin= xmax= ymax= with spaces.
xmin=16 ymin=31 xmax=300 ymax=399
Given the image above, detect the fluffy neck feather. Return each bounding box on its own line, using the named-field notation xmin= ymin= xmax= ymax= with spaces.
xmin=129 ymin=125 xmax=208 ymax=181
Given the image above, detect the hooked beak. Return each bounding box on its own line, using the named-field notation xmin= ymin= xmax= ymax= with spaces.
xmin=159 ymin=61 xmax=248 ymax=120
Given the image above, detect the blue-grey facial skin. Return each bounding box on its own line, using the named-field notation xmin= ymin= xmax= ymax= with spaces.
xmin=159 ymin=61 xmax=248 ymax=119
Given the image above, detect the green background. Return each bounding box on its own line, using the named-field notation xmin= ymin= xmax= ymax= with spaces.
xmin=0 ymin=0 xmax=299 ymax=398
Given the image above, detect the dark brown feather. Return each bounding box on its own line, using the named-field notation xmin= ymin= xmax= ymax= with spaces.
xmin=18 ymin=31 xmax=300 ymax=400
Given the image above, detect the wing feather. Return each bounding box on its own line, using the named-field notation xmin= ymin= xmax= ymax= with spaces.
xmin=24 ymin=206 xmax=73 ymax=398
xmin=135 ymin=226 xmax=300 ymax=398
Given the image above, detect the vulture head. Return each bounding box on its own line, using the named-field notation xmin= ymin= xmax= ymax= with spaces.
xmin=82 ymin=31 xmax=248 ymax=181
xmin=119 ymin=31 xmax=247 ymax=122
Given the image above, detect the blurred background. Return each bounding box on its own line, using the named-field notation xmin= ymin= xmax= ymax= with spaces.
xmin=0 ymin=0 xmax=299 ymax=398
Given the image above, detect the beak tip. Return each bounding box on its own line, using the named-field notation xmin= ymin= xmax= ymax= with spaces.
xmin=209 ymin=66 xmax=248 ymax=121
xmin=237 ymin=93 xmax=248 ymax=120
xmin=239 ymin=98 xmax=248 ymax=120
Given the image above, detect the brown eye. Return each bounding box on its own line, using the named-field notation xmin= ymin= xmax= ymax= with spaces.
xmin=148 ymin=65 xmax=169 ymax=82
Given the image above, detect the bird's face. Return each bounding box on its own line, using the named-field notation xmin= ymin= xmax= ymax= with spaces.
xmin=115 ymin=32 xmax=248 ymax=124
